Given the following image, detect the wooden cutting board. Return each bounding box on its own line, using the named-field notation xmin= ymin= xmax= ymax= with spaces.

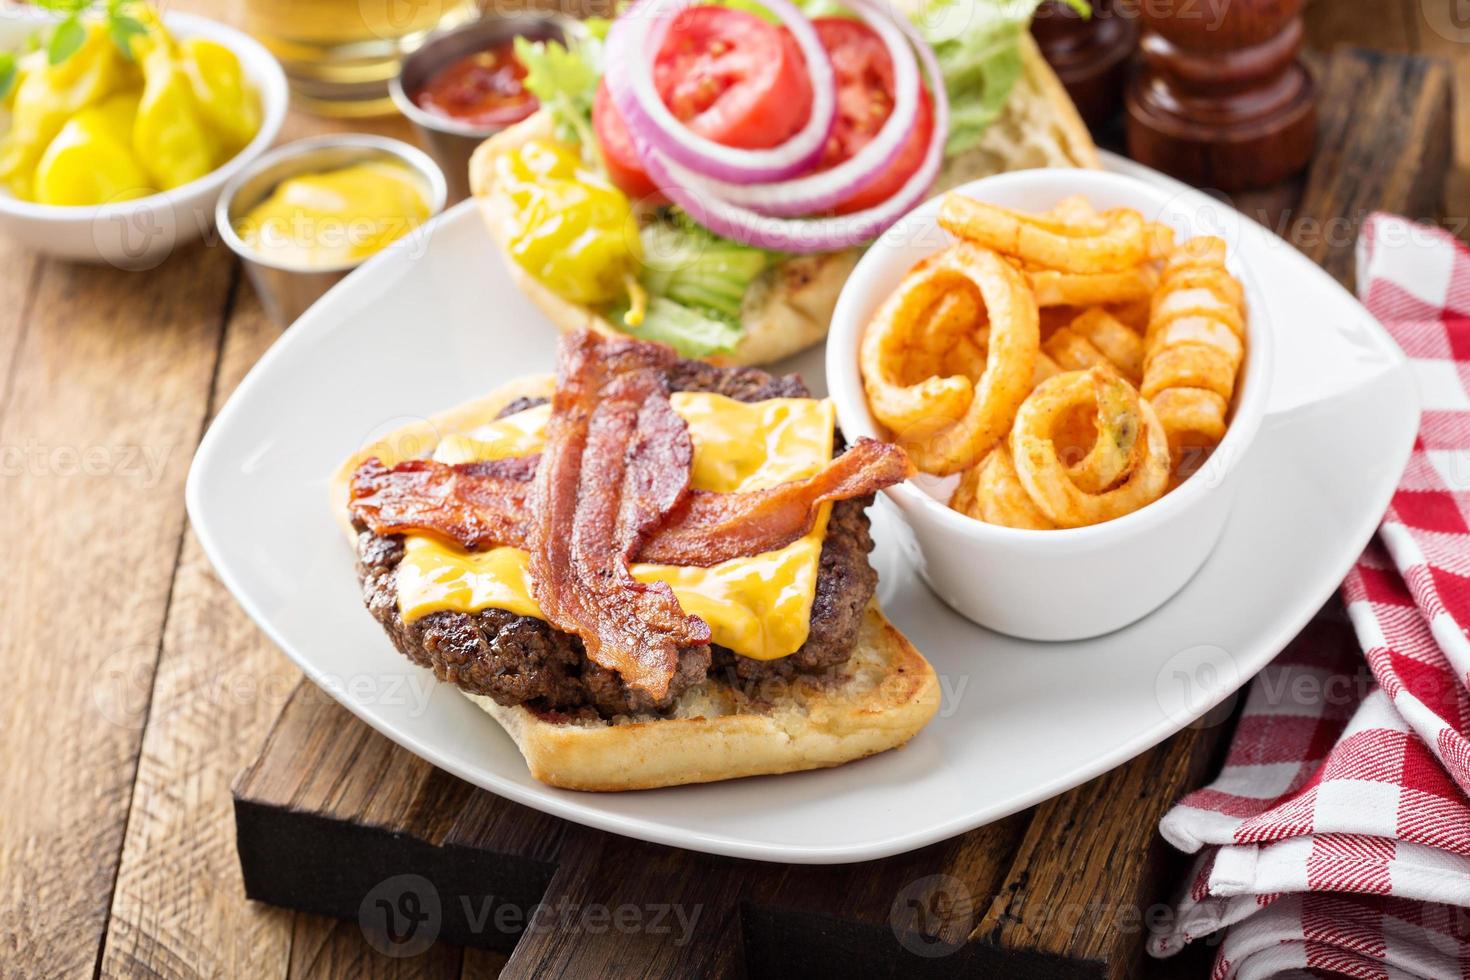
xmin=232 ymin=48 xmax=1450 ymax=980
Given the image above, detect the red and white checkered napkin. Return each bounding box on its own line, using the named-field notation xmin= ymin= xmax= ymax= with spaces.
xmin=1148 ymin=213 xmax=1470 ymax=979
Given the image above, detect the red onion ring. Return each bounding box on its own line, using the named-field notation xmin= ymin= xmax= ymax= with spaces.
xmin=685 ymin=0 xmax=922 ymax=217
xmin=604 ymin=0 xmax=837 ymax=183
xmin=638 ymin=5 xmax=949 ymax=253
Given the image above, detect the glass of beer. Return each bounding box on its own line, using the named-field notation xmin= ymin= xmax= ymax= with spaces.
xmin=246 ymin=0 xmax=479 ymax=116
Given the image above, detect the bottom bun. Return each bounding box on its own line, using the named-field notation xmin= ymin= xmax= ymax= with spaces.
xmin=465 ymin=602 xmax=940 ymax=791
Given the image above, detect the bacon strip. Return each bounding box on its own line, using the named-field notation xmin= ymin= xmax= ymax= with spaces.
xmin=638 ymin=439 xmax=913 ymax=565
xmin=349 ymin=455 xmax=535 ymax=548
xmin=528 ymin=333 xmax=708 ymax=699
xmin=349 ymin=438 xmax=913 ymax=566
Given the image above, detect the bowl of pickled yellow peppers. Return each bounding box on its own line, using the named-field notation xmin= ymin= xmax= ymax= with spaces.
xmin=0 ymin=6 xmax=287 ymax=266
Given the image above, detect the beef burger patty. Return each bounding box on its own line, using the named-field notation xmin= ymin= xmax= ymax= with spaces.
xmin=355 ymin=360 xmax=878 ymax=719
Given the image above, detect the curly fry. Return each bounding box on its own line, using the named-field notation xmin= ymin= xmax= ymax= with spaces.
xmin=871 ymin=197 xmax=1246 ymax=532
xmin=1010 ymin=369 xmax=1170 ymax=528
xmin=1149 ymin=287 xmax=1245 ymax=341
xmin=1145 ymin=221 xmax=1176 ymax=261
xmin=938 ymin=195 xmax=1148 ymax=274
xmin=1151 ymin=386 xmax=1228 ymax=464
xmin=1107 ymin=295 xmax=1152 ymax=332
xmin=1142 ymin=235 xmax=1246 ymax=462
xmin=1045 ymin=194 xmax=1101 ymax=227
xmin=1148 ymin=315 xmax=1243 ymax=370
xmin=1033 ymin=350 xmax=1063 ymax=388
xmin=1066 ymin=368 xmax=1146 ymax=494
xmin=1166 ymin=235 xmax=1227 ymax=270
xmin=1069 ymin=307 xmax=1145 ymax=382
xmin=952 ymin=446 xmax=1054 ymax=529
xmin=1156 ymin=264 xmax=1243 ymax=309
xmin=860 ymin=262 xmax=979 ymax=433
xmin=1044 ymin=327 xmax=1113 ymax=377
xmin=1141 ymin=343 xmax=1237 ymax=401
xmin=862 ymin=242 xmax=1039 ymax=475
xmin=1027 ymin=266 xmax=1156 ymax=308
xmin=922 ymin=286 xmax=987 ymax=382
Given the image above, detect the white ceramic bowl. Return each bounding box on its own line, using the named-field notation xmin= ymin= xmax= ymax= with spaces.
xmin=827 ymin=169 xmax=1275 ymax=641
xmin=0 ymin=10 xmax=288 ymax=269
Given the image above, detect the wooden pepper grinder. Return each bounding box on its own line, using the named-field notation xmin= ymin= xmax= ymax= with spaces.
xmin=1125 ymin=0 xmax=1316 ymax=190
xmin=1031 ymin=0 xmax=1139 ymax=131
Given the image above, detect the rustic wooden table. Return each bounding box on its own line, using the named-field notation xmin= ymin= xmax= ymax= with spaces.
xmin=0 ymin=1 xmax=1462 ymax=977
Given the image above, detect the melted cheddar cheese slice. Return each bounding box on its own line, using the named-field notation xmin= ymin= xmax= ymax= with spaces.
xmin=395 ymin=393 xmax=836 ymax=660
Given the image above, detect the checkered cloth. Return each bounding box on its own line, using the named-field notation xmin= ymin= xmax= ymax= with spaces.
xmin=1147 ymin=214 xmax=1470 ymax=978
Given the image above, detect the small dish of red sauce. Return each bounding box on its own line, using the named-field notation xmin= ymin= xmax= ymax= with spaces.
xmin=412 ymin=40 xmax=539 ymax=129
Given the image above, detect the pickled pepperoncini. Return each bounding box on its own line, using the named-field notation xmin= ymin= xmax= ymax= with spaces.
xmin=134 ymin=41 xmax=219 ymax=191
xmin=32 ymin=92 xmax=151 ymax=205
xmin=494 ymin=139 xmax=644 ymax=312
xmin=0 ymin=4 xmax=261 ymax=206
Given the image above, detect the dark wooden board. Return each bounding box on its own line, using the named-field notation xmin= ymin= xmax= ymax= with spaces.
xmin=236 ymin=683 xmax=1225 ymax=980
xmin=231 ymin=47 xmax=1449 ymax=979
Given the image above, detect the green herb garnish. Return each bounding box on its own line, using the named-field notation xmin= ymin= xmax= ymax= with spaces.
xmin=25 ymin=0 xmax=148 ymax=68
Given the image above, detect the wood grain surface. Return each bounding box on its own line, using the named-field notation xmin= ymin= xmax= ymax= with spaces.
xmin=0 ymin=0 xmax=1460 ymax=977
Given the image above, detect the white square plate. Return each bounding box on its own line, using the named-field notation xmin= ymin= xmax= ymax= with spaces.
xmin=187 ymin=155 xmax=1417 ymax=863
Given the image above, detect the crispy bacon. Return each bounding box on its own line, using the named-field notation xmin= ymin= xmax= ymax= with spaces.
xmin=637 ymin=438 xmax=914 ymax=566
xmin=347 ymin=330 xmax=916 ymax=698
xmin=528 ymin=333 xmax=708 ymax=699
xmin=349 ymin=437 xmax=912 ymax=566
xmin=349 ymin=455 xmax=536 ymax=548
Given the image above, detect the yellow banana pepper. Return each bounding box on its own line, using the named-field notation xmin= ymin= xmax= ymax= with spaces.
xmin=0 ymin=23 xmax=132 ymax=200
xmin=178 ymin=37 xmax=259 ymax=158
xmin=32 ymin=91 xmax=153 ymax=206
xmin=133 ymin=41 xmax=217 ymax=191
xmin=495 ymin=139 xmax=643 ymax=307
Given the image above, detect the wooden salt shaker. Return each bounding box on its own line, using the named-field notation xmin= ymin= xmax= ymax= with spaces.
xmin=1125 ymin=0 xmax=1316 ymax=190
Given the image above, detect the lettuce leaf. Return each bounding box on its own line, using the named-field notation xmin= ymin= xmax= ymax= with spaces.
xmin=912 ymin=0 xmax=1086 ymax=156
xmin=604 ymin=219 xmax=775 ymax=358
xmin=513 ymin=34 xmax=600 ymax=151
xmin=609 ymin=296 xmax=744 ymax=359
xmin=637 ymin=219 xmax=772 ymax=324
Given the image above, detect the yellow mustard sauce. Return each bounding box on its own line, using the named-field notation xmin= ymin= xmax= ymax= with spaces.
xmin=396 ymin=393 xmax=838 ymax=661
xmin=234 ymin=160 xmax=429 ymax=269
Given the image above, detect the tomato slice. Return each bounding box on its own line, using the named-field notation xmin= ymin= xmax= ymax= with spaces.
xmin=594 ymin=81 xmax=663 ymax=204
xmin=813 ymin=17 xmax=934 ymax=216
xmin=593 ymin=6 xmax=813 ymax=200
xmin=653 ymin=6 xmax=813 ymax=149
xmin=592 ymin=12 xmax=931 ymax=218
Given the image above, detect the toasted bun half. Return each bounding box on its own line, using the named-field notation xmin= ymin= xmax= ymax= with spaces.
xmin=467 ymin=602 xmax=939 ymax=791
xmin=468 ymin=32 xmax=1097 ymax=367
xmin=334 ymin=375 xmax=940 ymax=791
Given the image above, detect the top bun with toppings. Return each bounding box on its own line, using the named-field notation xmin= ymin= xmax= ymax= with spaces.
xmin=470 ymin=0 xmax=1097 ymax=366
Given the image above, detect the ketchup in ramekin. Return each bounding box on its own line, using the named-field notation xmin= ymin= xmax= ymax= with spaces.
xmin=391 ymin=15 xmax=569 ymax=202
xmin=412 ymin=40 xmax=539 ymax=129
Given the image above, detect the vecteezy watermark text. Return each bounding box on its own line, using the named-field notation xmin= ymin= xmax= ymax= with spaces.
xmin=0 ymin=440 xmax=171 ymax=489
xmin=358 ymin=874 xmax=702 ymax=958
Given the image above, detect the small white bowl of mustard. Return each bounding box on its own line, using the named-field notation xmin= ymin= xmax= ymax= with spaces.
xmin=216 ymin=134 xmax=447 ymax=325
